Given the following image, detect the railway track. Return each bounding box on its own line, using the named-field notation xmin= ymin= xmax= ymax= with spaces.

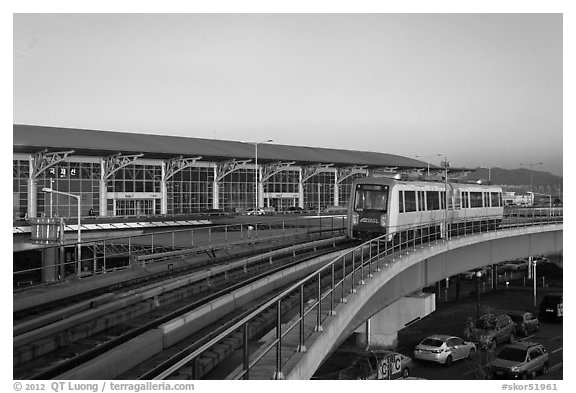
xmin=14 ymin=238 xmax=358 ymax=380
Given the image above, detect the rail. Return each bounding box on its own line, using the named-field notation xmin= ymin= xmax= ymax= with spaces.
xmin=148 ymin=210 xmax=563 ymax=380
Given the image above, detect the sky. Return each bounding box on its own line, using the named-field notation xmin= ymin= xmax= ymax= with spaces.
xmin=13 ymin=12 xmax=564 ymax=176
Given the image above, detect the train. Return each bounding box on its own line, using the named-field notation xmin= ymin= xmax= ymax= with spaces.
xmin=347 ymin=175 xmax=504 ymax=240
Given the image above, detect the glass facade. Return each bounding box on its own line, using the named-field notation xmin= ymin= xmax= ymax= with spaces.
xmin=338 ymin=173 xmax=366 ymax=208
xmin=167 ymin=166 xmax=214 ymax=214
xmin=33 ymin=162 xmax=101 ymax=218
xmin=304 ymin=172 xmax=335 ymax=210
xmin=13 ymin=160 xmax=29 ymax=219
xmin=12 ymin=157 xmax=381 ymax=219
xmin=106 ymin=164 xmax=161 ymax=194
xmin=219 ymin=169 xmax=255 ymax=212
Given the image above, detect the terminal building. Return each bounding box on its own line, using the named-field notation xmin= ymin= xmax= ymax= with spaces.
xmin=14 ymin=124 xmax=435 ymax=220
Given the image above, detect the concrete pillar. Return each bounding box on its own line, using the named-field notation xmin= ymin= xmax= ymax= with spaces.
xmin=354 ymin=292 xmax=436 ymax=349
xmin=27 ymin=178 xmax=37 ymax=218
xmin=41 ymin=247 xmax=58 ymax=283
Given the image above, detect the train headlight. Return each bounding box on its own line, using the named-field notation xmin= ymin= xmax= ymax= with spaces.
xmin=352 ymin=212 xmax=359 ymax=225
xmin=380 ymin=214 xmax=387 ymax=227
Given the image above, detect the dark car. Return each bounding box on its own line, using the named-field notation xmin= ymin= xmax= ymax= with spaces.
xmin=507 ymin=311 xmax=540 ymax=336
xmin=465 ymin=314 xmax=515 ymax=350
xmin=490 ymin=342 xmax=549 ymax=379
xmin=539 ymin=294 xmax=563 ymax=321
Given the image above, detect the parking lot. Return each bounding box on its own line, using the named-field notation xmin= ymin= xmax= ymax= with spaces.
xmin=314 ymin=258 xmax=562 ymax=380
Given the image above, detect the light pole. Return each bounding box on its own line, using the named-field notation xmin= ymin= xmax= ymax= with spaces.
xmin=252 ymin=139 xmax=274 ymax=210
xmin=475 ymin=270 xmax=483 ymax=319
xmin=42 ymin=188 xmax=82 ymax=277
xmin=533 ymin=259 xmax=538 ymax=307
xmin=415 ymin=153 xmax=442 ymax=177
xmin=520 ymin=162 xmax=543 ymax=193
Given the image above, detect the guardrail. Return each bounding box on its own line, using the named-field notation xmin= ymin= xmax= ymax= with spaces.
xmin=147 ymin=211 xmax=563 ymax=380
xmin=13 ymin=216 xmax=347 ymax=289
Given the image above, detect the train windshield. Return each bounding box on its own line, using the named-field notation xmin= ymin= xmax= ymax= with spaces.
xmin=354 ymin=184 xmax=389 ymax=212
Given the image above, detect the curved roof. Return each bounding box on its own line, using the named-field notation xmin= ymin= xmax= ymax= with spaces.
xmin=13 ymin=124 xmax=430 ymax=169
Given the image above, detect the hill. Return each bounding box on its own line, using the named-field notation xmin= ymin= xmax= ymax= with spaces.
xmin=461 ymin=167 xmax=562 ymax=195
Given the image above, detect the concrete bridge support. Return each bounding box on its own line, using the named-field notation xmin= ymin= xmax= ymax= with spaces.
xmin=354 ymin=292 xmax=436 ymax=349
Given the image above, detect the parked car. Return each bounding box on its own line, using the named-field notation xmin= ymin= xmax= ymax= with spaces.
xmin=466 ymin=314 xmax=515 ymax=350
xmin=413 ymin=335 xmax=476 ymax=366
xmin=539 ymin=294 xmax=563 ymax=321
xmin=503 ymin=260 xmax=529 ymax=272
xmin=287 ymin=206 xmax=304 ymax=212
xmin=489 ymin=342 xmax=549 ymax=379
xmin=246 ymin=208 xmax=265 ymax=216
xmin=338 ymin=350 xmax=413 ymax=379
xmin=507 ymin=311 xmax=540 ymax=336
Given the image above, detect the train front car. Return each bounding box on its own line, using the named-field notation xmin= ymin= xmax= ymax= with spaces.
xmin=348 ymin=178 xmax=392 ymax=239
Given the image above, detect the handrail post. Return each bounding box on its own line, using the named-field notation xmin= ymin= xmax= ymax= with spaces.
xmin=298 ymin=284 xmax=307 ymax=352
xmin=330 ymin=263 xmax=336 ymax=315
xmin=274 ymin=299 xmax=284 ymax=380
xmin=341 ymin=257 xmax=347 ymax=303
xmin=351 ymin=250 xmax=356 ymax=293
xmin=243 ymin=322 xmax=250 ymax=379
xmin=360 ymin=245 xmax=365 ymax=284
xmin=315 ymin=272 xmax=323 ymax=331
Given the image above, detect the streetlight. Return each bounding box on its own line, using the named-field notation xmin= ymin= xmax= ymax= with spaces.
xmin=415 ymin=153 xmax=442 ymax=177
xmin=533 ymin=259 xmax=538 ymax=307
xmin=475 ymin=270 xmax=483 ymax=319
xmin=520 ymin=162 xmax=543 ymax=193
xmin=251 ymin=139 xmax=274 ymax=210
xmin=42 ymin=187 xmax=82 ymax=278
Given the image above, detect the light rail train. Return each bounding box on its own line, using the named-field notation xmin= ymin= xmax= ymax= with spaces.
xmin=347 ymin=176 xmax=504 ymax=240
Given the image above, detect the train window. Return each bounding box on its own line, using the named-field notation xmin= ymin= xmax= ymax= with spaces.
xmin=426 ymin=191 xmax=440 ymax=210
xmin=440 ymin=191 xmax=446 ymax=209
xmin=418 ymin=191 xmax=425 ymax=211
xmin=399 ymin=191 xmax=405 ymax=213
xmin=484 ymin=192 xmax=490 ymax=207
xmin=404 ymin=191 xmax=417 ymax=212
xmin=490 ymin=192 xmax=500 ymax=207
xmin=355 ymin=185 xmax=389 ymax=211
xmin=470 ymin=192 xmax=483 ymax=208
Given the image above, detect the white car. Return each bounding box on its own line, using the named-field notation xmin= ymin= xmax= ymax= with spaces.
xmin=246 ymin=208 xmax=265 ymax=216
xmin=414 ymin=335 xmax=476 ymax=366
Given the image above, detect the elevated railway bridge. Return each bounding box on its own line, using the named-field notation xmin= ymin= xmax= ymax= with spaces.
xmin=12 ymin=210 xmax=562 ymax=380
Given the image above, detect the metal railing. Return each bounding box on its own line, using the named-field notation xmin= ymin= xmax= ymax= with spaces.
xmin=148 ymin=211 xmax=563 ymax=380
xmin=13 ymin=216 xmax=347 ymax=289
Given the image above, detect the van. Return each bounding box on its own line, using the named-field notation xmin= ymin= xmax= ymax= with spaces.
xmin=539 ymin=294 xmax=563 ymax=321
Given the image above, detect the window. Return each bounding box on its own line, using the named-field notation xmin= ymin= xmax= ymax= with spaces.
xmin=404 ymin=191 xmax=416 ymax=212
xmin=490 ymin=192 xmax=501 ymax=207
xmin=484 ymin=192 xmax=490 ymax=207
xmin=426 ymin=191 xmax=440 ymax=210
xmin=470 ymin=192 xmax=483 ymax=208
xmin=354 ymin=184 xmax=389 ymax=211
xmin=399 ymin=191 xmax=404 ymax=213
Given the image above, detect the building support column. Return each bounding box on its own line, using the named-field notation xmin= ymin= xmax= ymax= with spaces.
xmin=99 ymin=158 xmax=107 ymax=217
xmin=161 ymin=161 xmax=168 ymax=214
xmin=213 ymin=166 xmax=220 ymax=209
xmin=298 ymin=168 xmax=304 ymax=208
xmin=333 ymin=170 xmax=339 ymax=207
xmin=27 ymin=178 xmax=37 ymax=218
